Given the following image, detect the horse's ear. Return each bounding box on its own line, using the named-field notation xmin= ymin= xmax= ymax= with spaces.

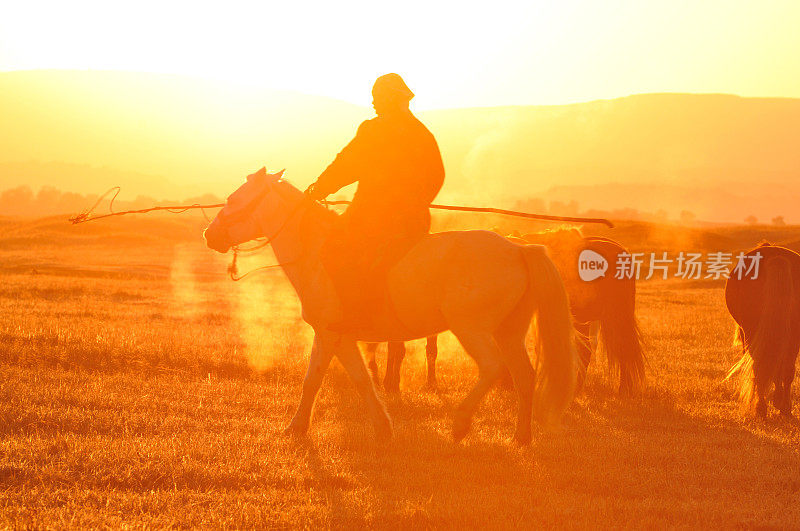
xmin=246 ymin=167 xmax=268 ymax=183
xmin=271 ymin=169 xmax=285 ymax=181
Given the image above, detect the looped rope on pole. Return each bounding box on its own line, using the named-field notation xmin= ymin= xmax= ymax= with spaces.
xmin=69 ymin=186 xmax=122 ymax=224
xmin=69 ymin=192 xmax=223 ymax=224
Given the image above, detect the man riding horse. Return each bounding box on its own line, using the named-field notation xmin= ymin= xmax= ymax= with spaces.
xmin=305 ymin=73 xmax=445 ymax=332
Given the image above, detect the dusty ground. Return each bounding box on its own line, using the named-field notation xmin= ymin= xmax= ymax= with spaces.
xmin=0 ymin=214 xmax=798 ymax=528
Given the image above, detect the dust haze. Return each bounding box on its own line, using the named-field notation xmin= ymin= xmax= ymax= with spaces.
xmin=3 ymin=70 xmax=800 ymax=224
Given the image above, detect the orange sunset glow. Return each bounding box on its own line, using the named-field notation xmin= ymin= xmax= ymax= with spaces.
xmin=2 ymin=1 xmax=800 ymax=528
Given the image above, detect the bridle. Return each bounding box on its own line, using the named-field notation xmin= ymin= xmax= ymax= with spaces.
xmin=223 ymin=187 xmax=311 ymax=281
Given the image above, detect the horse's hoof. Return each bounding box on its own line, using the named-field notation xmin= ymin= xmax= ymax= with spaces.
xmin=423 ymin=381 xmax=438 ymax=393
xmin=452 ymin=415 xmax=471 ymax=442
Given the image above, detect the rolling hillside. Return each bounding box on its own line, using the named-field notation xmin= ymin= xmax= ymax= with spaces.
xmin=2 ymin=70 xmax=799 ymax=221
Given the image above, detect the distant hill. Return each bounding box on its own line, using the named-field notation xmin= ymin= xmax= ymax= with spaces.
xmin=2 ymin=70 xmax=799 ymax=221
xmin=422 ymin=94 xmax=800 ymax=218
xmin=539 ymin=182 xmax=800 ymax=224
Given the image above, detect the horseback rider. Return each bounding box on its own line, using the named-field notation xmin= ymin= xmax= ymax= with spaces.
xmin=304 ymin=73 xmax=445 ymax=332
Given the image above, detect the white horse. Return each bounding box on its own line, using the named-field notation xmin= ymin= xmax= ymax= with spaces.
xmin=204 ymin=168 xmax=578 ymax=444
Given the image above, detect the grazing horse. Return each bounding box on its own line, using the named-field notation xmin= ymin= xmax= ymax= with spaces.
xmin=372 ymin=228 xmax=645 ymax=396
xmin=204 ymin=169 xmax=579 ymax=444
xmin=725 ymin=242 xmax=800 ymax=418
xmin=522 ymin=228 xmax=644 ymax=395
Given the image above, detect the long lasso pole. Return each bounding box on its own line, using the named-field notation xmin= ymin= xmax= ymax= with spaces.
xmin=323 ymin=201 xmax=615 ymax=228
xmin=70 ymin=198 xmax=614 ymax=228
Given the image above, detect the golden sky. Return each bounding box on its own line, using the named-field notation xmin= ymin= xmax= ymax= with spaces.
xmin=1 ymin=0 xmax=799 ymax=109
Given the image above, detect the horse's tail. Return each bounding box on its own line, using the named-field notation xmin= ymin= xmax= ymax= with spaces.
xmin=597 ymin=286 xmax=646 ymax=395
xmin=726 ymin=256 xmax=793 ymax=406
xmin=732 ymin=324 xmax=745 ymax=350
xmin=521 ymin=244 xmax=579 ymax=426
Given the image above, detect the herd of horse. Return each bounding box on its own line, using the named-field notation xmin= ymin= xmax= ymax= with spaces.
xmin=364 ymin=227 xmax=645 ymax=398
xmin=204 ymin=170 xmax=799 ymax=443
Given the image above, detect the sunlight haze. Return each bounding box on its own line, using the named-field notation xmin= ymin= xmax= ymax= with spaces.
xmin=3 ymin=3 xmax=800 ymax=527
xmin=2 ymin=0 xmax=800 ymax=108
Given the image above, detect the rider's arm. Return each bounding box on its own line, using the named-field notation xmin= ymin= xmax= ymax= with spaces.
xmin=311 ymin=120 xmax=375 ymax=198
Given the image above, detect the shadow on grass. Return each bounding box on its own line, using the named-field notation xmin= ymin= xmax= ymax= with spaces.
xmin=296 ymin=369 xmax=800 ymax=527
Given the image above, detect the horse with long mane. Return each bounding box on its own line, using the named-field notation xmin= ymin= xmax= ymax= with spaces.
xmin=370 ymin=227 xmax=645 ymax=396
xmin=204 ymin=168 xmax=579 ymax=444
xmin=725 ymin=242 xmax=800 ymax=418
xmin=522 ymin=228 xmax=644 ymax=395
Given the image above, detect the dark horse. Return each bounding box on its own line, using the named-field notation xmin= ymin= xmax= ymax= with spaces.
xmin=364 ymin=337 xmax=438 ymax=392
xmin=368 ymin=228 xmax=645 ymax=396
xmin=725 ymin=242 xmax=800 ymax=418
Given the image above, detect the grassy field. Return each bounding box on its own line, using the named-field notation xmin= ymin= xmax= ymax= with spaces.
xmin=0 ymin=213 xmax=799 ymax=528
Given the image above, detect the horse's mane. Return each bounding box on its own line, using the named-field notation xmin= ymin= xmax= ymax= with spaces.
xmin=521 ymin=226 xmax=585 ymax=249
xmin=527 ymin=225 xmax=584 ymax=238
xmin=274 ymin=179 xmax=338 ymax=223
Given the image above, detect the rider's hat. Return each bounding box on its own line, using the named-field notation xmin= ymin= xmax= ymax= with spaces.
xmin=372 ymin=73 xmax=414 ymax=102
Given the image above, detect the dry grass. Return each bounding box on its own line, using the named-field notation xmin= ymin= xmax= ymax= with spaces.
xmin=0 ymin=214 xmax=799 ymax=528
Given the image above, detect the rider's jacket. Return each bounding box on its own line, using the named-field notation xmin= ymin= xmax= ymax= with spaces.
xmin=314 ymin=110 xmax=445 ymax=240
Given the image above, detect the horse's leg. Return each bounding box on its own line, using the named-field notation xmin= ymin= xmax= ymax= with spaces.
xmin=776 ymin=366 xmax=793 ymax=417
xmin=495 ymin=331 xmax=535 ymax=445
xmin=450 ymin=330 xmax=502 ymax=442
xmin=777 ymin=341 xmax=798 ymax=417
xmin=574 ymin=321 xmax=593 ymax=394
xmin=782 ymin=362 xmax=796 ymax=417
xmin=285 ymin=335 xmax=333 ymax=435
xmin=425 ymin=335 xmax=439 ymax=392
xmin=497 ymin=365 xmax=514 ymax=390
xmin=364 ymin=342 xmax=381 ymax=386
xmin=384 ymin=341 xmax=405 ymax=394
xmin=753 ymin=357 xmax=770 ymax=418
xmin=335 ymin=338 xmax=393 ymax=440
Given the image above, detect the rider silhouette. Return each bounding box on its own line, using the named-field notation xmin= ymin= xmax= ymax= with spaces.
xmin=305 ymin=73 xmax=445 ymax=332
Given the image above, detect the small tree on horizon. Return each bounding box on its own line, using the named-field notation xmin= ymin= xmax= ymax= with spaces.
xmin=772 ymin=215 xmax=786 ymax=226
xmin=745 ymin=215 xmax=758 ymax=225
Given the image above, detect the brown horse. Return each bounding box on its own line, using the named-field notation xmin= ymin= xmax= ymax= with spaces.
xmin=364 ymin=336 xmax=438 ymax=393
xmin=725 ymin=242 xmax=800 ymax=418
xmin=370 ymin=228 xmax=645 ymax=396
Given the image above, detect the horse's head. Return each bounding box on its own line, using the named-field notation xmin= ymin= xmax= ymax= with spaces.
xmin=204 ymin=167 xmax=291 ymax=253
